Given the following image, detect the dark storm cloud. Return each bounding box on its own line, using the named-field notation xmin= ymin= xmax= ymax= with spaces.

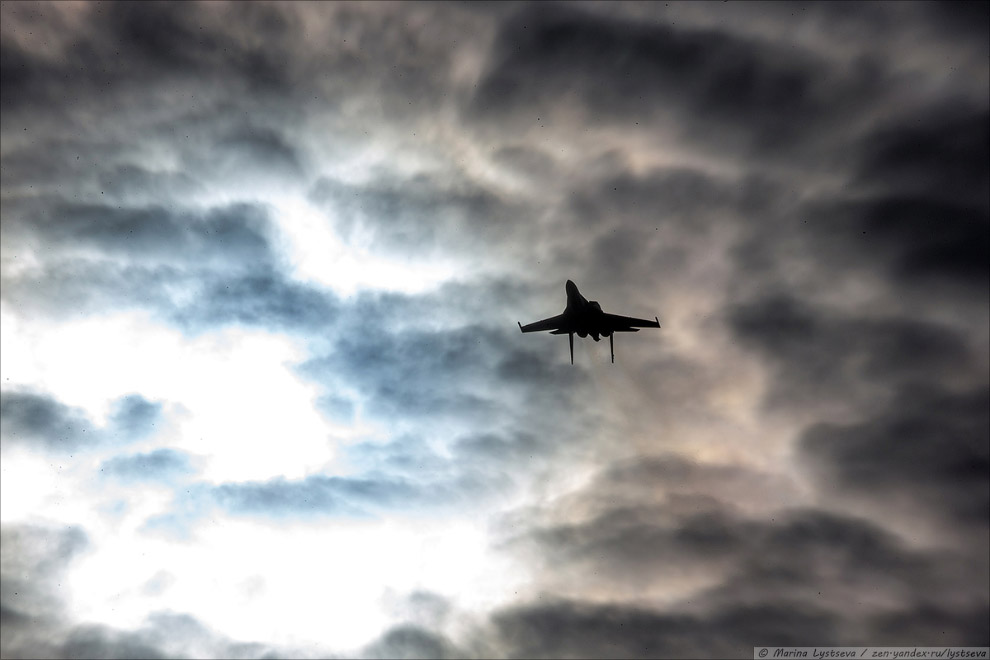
xmin=0 ymin=1 xmax=302 ymax=118
xmin=102 ymin=0 xmax=299 ymax=93
xmin=560 ymin=164 xmax=782 ymax=290
xmin=0 ymin=0 xmax=486 ymax=161
xmin=729 ymin=100 xmax=989 ymax=309
xmin=866 ymin=604 xmax=990 ymax=649
xmin=490 ymin=598 xmax=840 ymax=660
xmin=698 ymin=509 xmax=984 ymax=616
xmin=920 ymin=0 xmax=990 ymax=47
xmin=856 ymin=107 xmax=989 ymax=210
xmin=501 ymin=454 xmax=790 ymax=587
xmin=100 ymin=448 xmax=196 ymax=483
xmin=801 ymin=383 xmax=990 ymax=526
xmin=491 ymin=453 xmax=988 ymax=658
xmin=0 ymin=390 xmax=161 ymax=451
xmin=801 ymin=194 xmax=989 ymax=297
xmin=727 ymin=294 xmax=976 ymax=409
xmin=469 ymin=3 xmax=879 ymax=153
xmin=489 ymin=595 xmax=988 ymax=659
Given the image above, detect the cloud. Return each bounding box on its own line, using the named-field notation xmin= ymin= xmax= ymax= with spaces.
xmin=0 ymin=524 xmax=88 ymax=622
xmin=0 ymin=523 xmax=306 ymax=658
xmin=307 ymin=170 xmax=529 ymax=263
xmin=2 ymin=194 xmax=342 ymax=332
xmin=155 ymin=429 xmax=559 ymax=525
xmin=489 ymin=597 xmax=838 ymax=660
xmin=0 ymin=391 xmax=162 ymax=452
xmin=109 ymin=395 xmax=164 ymax=440
xmin=468 ymin=3 xmax=880 ymax=156
xmin=727 ymin=294 xmax=976 ymax=411
xmin=1 ymin=1 xmax=986 ymax=657
xmin=487 ymin=452 xmax=988 ymax=657
xmin=211 ymin=474 xmax=421 ymax=519
xmin=55 ymin=612 xmax=284 ymax=660
xmin=0 ymin=1 xmax=303 ymax=121
xmin=727 ymin=101 xmax=989 ymax=315
xmin=856 ymin=108 xmax=989 ymax=210
xmin=0 ymin=391 xmax=98 ymax=452
xmin=801 ymin=383 xmax=990 ymax=527
xmin=802 ymin=194 xmax=989 ymax=297
xmin=361 ymin=625 xmax=465 ymax=660
xmin=168 ymin=268 xmax=339 ymax=332
xmin=5 ymin=201 xmax=274 ymax=269
xmin=99 ymin=448 xmax=196 ymax=483
xmin=301 ymin=317 xmax=589 ymax=427
xmin=210 ymin=125 xmax=305 ymax=182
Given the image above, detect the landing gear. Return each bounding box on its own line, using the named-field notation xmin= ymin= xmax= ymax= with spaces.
xmin=569 ymin=332 xmax=574 ymax=365
xmin=610 ymin=333 xmax=614 ymax=363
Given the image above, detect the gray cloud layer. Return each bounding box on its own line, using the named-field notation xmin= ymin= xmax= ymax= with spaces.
xmin=1 ymin=1 xmax=986 ymax=658
xmin=1 ymin=391 xmax=162 ymax=452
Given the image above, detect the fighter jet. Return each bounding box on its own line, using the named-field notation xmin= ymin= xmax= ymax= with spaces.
xmin=518 ymin=280 xmax=660 ymax=364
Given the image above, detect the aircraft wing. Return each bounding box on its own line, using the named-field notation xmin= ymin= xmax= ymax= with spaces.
xmin=602 ymin=312 xmax=660 ymax=332
xmin=518 ymin=314 xmax=569 ymax=333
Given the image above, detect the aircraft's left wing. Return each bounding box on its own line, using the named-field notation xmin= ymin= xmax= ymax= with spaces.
xmin=518 ymin=314 xmax=569 ymax=333
xmin=602 ymin=312 xmax=660 ymax=332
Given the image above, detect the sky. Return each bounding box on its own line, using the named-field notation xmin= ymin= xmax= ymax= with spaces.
xmin=0 ymin=1 xmax=987 ymax=658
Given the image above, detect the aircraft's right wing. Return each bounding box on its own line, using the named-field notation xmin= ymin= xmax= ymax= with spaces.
xmin=602 ymin=312 xmax=660 ymax=332
xmin=518 ymin=314 xmax=569 ymax=333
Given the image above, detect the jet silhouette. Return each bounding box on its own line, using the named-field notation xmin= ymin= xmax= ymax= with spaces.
xmin=518 ymin=280 xmax=660 ymax=364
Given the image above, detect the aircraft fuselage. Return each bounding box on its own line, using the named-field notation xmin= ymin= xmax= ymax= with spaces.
xmin=564 ymin=280 xmax=608 ymax=341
